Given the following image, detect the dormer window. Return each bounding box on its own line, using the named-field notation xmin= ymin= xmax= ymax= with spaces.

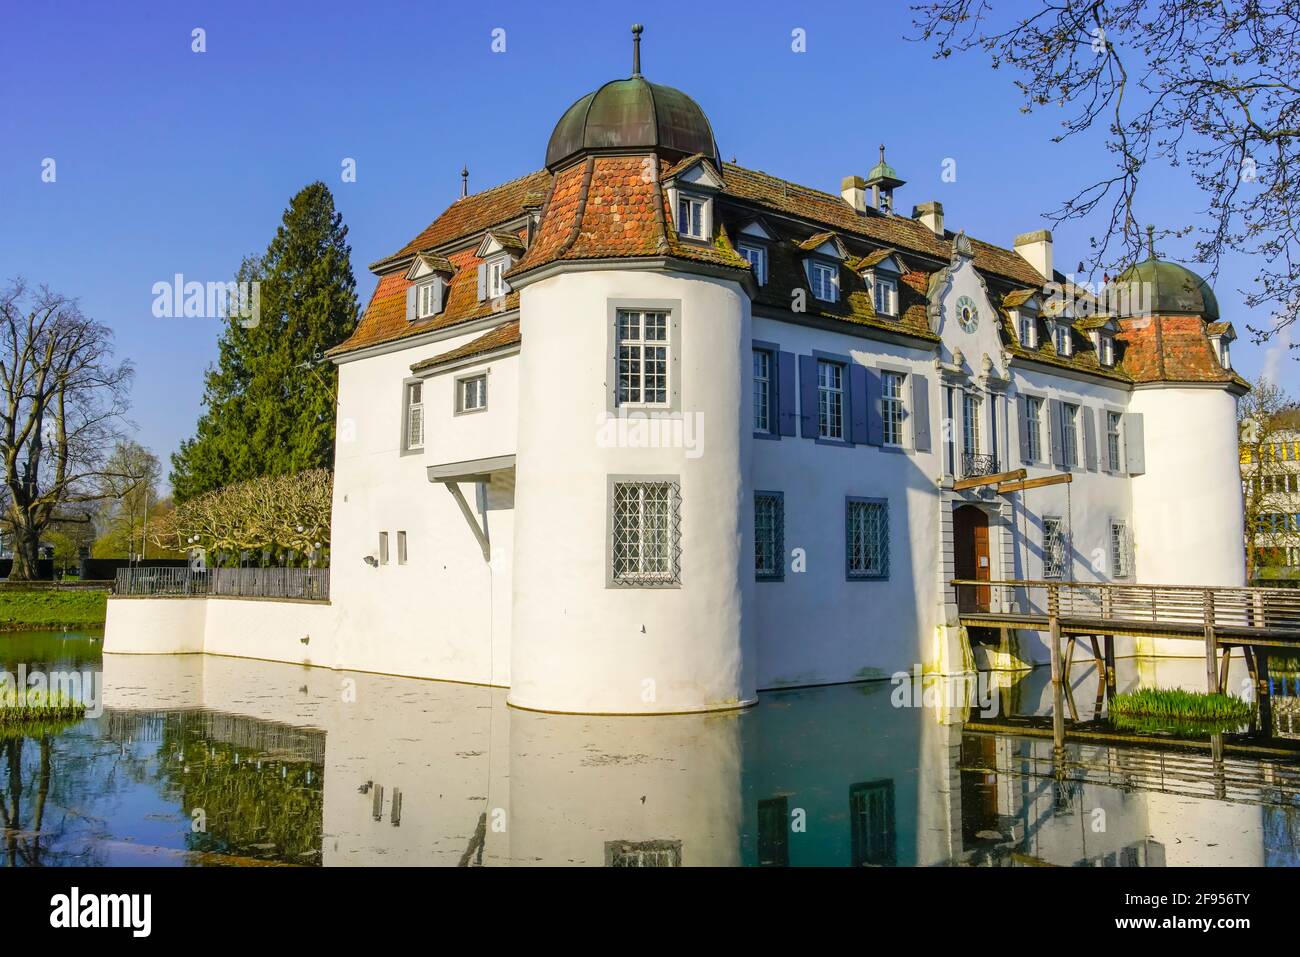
xmin=676 ymin=194 xmax=709 ymax=240
xmin=1098 ymin=333 xmax=1115 ymax=367
xmin=871 ymin=276 xmax=897 ymax=316
xmin=1053 ymin=323 xmax=1072 ymax=357
xmin=1018 ymin=312 xmax=1037 ymax=348
xmin=810 ymin=261 xmax=839 ymax=302
xmin=1215 ymin=337 xmax=1231 ymax=368
xmin=417 ymin=280 xmax=440 ymax=319
xmin=405 ymin=254 xmax=450 ymax=321
xmin=738 ymin=243 xmax=767 ymax=285
xmin=487 ymin=257 xmax=508 ymax=299
xmin=861 ymin=253 xmax=903 ymax=318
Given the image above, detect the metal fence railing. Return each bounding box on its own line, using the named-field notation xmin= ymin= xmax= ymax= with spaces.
xmin=114 ymin=566 xmax=330 ymax=601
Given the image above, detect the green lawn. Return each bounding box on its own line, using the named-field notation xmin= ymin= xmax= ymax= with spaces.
xmin=0 ymin=589 xmax=108 ymax=630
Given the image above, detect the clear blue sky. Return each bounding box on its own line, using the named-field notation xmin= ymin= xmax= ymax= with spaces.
xmin=2 ymin=0 xmax=1290 ymax=489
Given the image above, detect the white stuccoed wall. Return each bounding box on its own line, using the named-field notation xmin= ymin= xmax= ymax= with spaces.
xmin=1129 ymin=386 xmax=1245 ymax=587
xmin=511 ymin=268 xmax=754 ymax=714
xmin=749 ymin=317 xmax=944 ymax=687
xmin=329 ymin=332 xmax=517 ymax=686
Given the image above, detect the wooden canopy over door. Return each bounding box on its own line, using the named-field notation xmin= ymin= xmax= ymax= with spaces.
xmin=954 ymin=504 xmax=991 ymax=613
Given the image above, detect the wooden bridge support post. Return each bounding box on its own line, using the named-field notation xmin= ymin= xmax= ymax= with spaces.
xmin=1103 ymin=634 xmax=1117 ymax=700
xmin=1047 ymin=585 xmax=1061 ymax=686
xmin=1202 ymin=589 xmax=1219 ymax=694
xmin=1257 ymin=649 xmax=1273 ymax=738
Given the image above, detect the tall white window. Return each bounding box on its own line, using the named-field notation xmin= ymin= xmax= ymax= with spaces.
xmin=1218 ymin=338 xmax=1231 ymax=368
xmin=611 ymin=481 xmax=679 ymax=586
xmin=739 ymin=244 xmax=767 ymax=284
xmin=1110 ymin=521 xmax=1130 ymax=578
xmin=1018 ymin=314 xmax=1036 ymax=347
xmin=487 ymin=258 xmax=508 ymax=298
xmin=457 ymin=374 xmax=487 ymax=413
xmin=1043 ymin=518 xmax=1065 ymax=579
xmin=1054 ymin=323 xmax=1072 ymax=356
xmin=962 ymin=393 xmax=981 ymax=456
xmin=406 ymin=382 xmax=424 ymax=450
xmin=676 ymin=195 xmax=707 ymax=240
xmin=810 ymin=261 xmax=839 ymax=302
xmin=1024 ymin=396 xmax=1042 ymax=462
xmin=1099 ymin=334 xmax=1115 ymax=366
xmin=1062 ymin=403 xmax=1079 ymax=468
xmin=616 ymin=309 xmax=669 ymax=406
xmin=872 ymin=277 xmax=898 ymax=317
xmin=882 ymin=371 xmax=905 ymax=447
xmin=817 ymin=359 xmax=844 ymax=440
xmin=1106 ymin=411 xmax=1122 ymax=471
xmin=846 ymin=499 xmax=889 ymax=580
xmin=753 ymin=349 xmax=773 ymax=434
xmin=417 ymin=281 xmax=439 ymax=319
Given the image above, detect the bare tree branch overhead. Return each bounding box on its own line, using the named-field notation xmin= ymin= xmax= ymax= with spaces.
xmin=0 ymin=279 xmax=134 ymax=580
xmin=911 ymin=0 xmax=1300 ymax=344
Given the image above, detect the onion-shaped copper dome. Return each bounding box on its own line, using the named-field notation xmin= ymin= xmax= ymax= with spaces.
xmin=545 ymin=26 xmax=720 ymax=171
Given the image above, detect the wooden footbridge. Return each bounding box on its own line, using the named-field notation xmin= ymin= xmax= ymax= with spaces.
xmin=951 ymin=578 xmax=1300 ymax=715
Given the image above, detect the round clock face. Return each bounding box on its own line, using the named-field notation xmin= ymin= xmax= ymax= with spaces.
xmin=957 ymin=296 xmax=979 ymax=333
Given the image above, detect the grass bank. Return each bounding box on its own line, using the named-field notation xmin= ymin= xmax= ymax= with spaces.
xmin=0 ymin=589 xmax=108 ymax=631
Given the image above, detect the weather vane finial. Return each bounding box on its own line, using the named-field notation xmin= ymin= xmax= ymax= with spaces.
xmin=1146 ymin=223 xmax=1156 ymax=258
xmin=632 ymin=24 xmax=643 ymax=76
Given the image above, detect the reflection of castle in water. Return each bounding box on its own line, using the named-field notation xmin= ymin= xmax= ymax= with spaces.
xmin=88 ymin=653 xmax=1300 ymax=867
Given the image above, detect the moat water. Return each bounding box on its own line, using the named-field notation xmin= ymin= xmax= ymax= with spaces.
xmin=1 ymin=630 xmax=1298 ymax=866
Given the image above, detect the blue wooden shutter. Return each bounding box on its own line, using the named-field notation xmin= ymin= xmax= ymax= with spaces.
xmin=405 ymin=285 xmax=416 ymax=322
xmin=798 ymin=355 xmax=818 ymax=438
xmin=1048 ymin=398 xmax=1065 ymax=468
xmin=1016 ymin=394 xmax=1030 ymax=464
xmin=862 ymin=366 xmax=882 ymax=446
xmin=777 ymin=351 xmax=797 ymax=436
xmin=1082 ymin=406 xmax=1098 ymax=470
xmin=912 ymin=372 xmax=931 ymax=452
xmin=476 ymin=263 xmax=487 ymax=300
xmin=850 ymin=364 xmax=870 ymax=445
xmin=1124 ymin=413 xmax=1146 ymax=474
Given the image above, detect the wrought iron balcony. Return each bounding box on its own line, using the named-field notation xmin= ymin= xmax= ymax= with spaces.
xmin=961 ymin=453 xmax=1000 ymax=479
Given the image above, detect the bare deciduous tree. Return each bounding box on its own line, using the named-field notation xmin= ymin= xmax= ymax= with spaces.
xmin=912 ymin=1 xmax=1300 ymax=341
xmin=0 ymin=280 xmax=133 ymax=580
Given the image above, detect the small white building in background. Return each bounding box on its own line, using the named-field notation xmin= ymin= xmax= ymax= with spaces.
xmin=106 ymin=34 xmax=1248 ymax=714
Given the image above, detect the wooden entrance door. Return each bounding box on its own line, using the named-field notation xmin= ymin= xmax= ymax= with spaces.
xmin=954 ymin=505 xmax=991 ymax=613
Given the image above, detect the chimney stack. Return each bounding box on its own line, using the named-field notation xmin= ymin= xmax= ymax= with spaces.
xmin=840 ymin=175 xmax=867 ymax=214
xmin=1014 ymin=229 xmax=1053 ymax=281
xmin=913 ymin=201 xmax=944 ymax=238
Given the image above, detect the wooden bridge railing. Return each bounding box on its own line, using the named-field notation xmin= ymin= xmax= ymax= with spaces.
xmin=950 ymin=578 xmax=1300 ymax=635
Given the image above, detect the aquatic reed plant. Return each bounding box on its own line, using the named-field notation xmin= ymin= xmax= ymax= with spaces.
xmin=1109 ymin=687 xmax=1251 ymax=722
xmin=0 ymin=686 xmax=86 ymax=724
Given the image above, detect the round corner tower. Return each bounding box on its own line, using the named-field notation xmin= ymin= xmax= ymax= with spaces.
xmin=1116 ymin=243 xmax=1246 ymax=588
xmin=507 ymin=34 xmax=755 ymax=714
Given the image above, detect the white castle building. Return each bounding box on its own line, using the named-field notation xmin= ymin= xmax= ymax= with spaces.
xmin=106 ymin=31 xmax=1249 ymax=715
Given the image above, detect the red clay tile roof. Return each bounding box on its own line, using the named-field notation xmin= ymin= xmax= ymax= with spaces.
xmin=719 ymin=163 xmax=1046 ymax=287
xmin=377 ymin=169 xmax=552 ymax=267
xmin=508 ymin=154 xmax=748 ymax=277
xmin=1118 ymin=314 xmax=1247 ymax=387
xmin=328 ymin=236 xmax=524 ymax=357
xmin=410 ymin=320 xmax=520 ymax=373
xmin=333 ymin=159 xmax=1238 ymax=387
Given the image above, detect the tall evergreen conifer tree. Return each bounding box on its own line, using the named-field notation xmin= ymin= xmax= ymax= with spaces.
xmin=172 ymin=183 xmax=357 ymax=501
